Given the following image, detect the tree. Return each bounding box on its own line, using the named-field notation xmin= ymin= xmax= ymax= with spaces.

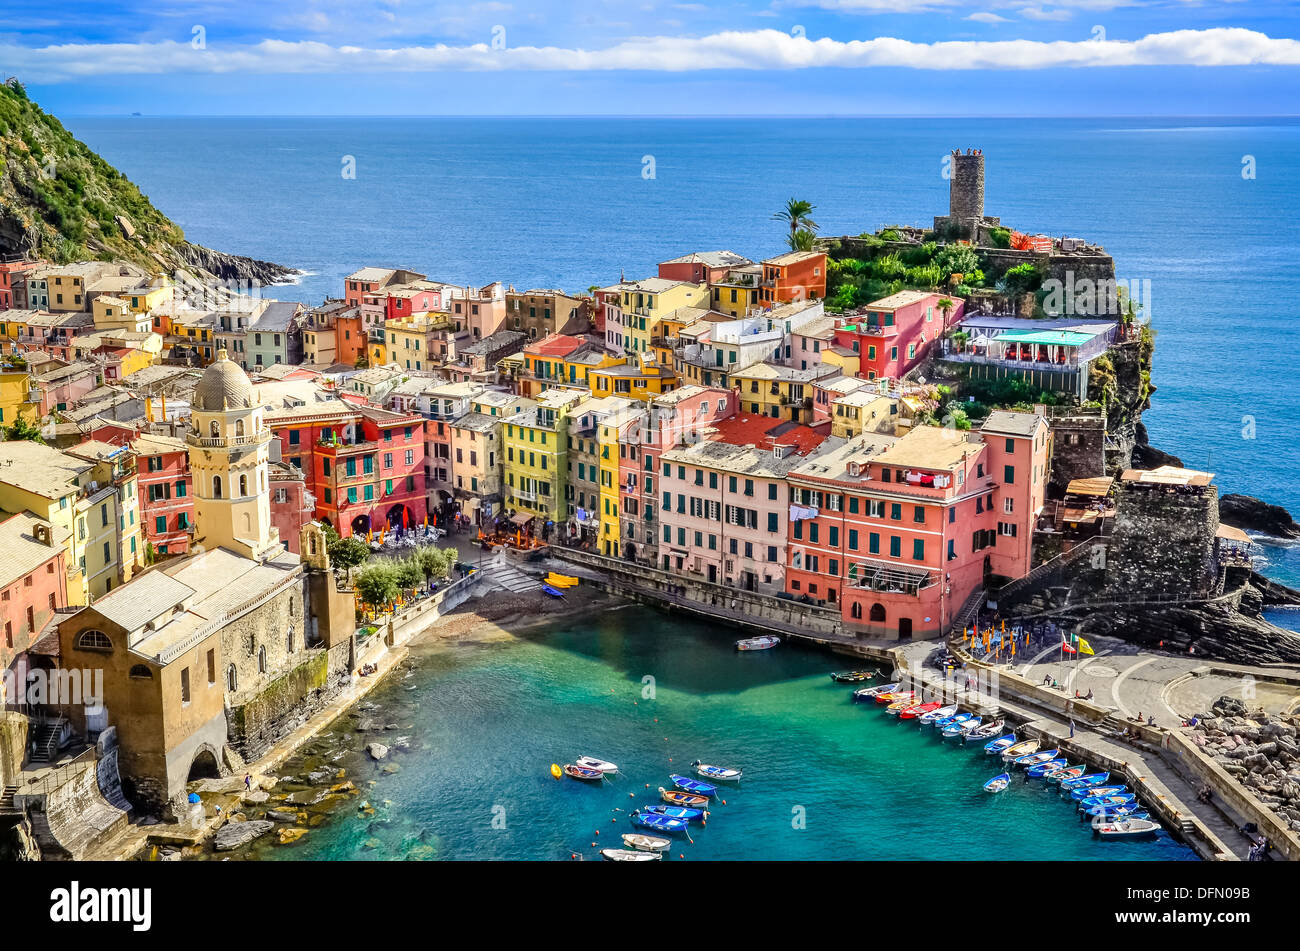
xmin=416 ymin=545 xmax=457 ymax=581
xmin=773 ymin=198 xmax=818 ymax=249
xmin=789 ymin=228 xmax=817 ymax=252
xmin=935 ymin=244 xmax=980 ymax=283
xmin=937 ymin=297 xmax=955 ymax=331
xmin=3 ymin=413 xmax=45 ymax=443
xmin=355 ymin=563 xmax=399 ymax=609
xmin=329 ymin=536 xmax=370 ymax=571
xmin=394 ymin=557 xmax=423 ymax=591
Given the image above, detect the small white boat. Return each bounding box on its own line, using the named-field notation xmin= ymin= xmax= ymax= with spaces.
xmin=918 ymin=704 xmax=957 ymax=723
xmin=601 ymin=847 xmax=662 ymax=861
xmin=622 ymin=833 xmax=672 ymax=853
xmin=855 ymin=682 xmax=900 ymax=701
xmin=966 ymin=719 xmax=1005 ymax=741
xmin=576 ymin=756 xmax=618 ymax=774
xmin=736 ymin=635 xmax=780 ymax=651
xmin=692 ymin=760 xmax=743 ymax=782
xmin=1001 ymin=739 xmax=1040 ymax=762
xmin=1095 ymin=818 xmax=1160 ymax=838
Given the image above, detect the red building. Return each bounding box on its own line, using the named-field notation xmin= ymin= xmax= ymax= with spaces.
xmin=758 ymin=251 xmax=827 ymax=306
xmin=132 ymin=432 xmax=195 ymax=557
xmin=784 ymin=411 xmax=1049 ymax=640
xmin=270 ymin=403 xmax=428 ymax=539
xmin=657 ymin=251 xmax=754 ymax=286
xmin=269 ymin=461 xmax=313 ymax=554
xmin=834 ymin=291 xmax=965 ymax=381
xmin=0 ymin=513 xmax=69 ymax=692
xmin=0 ymin=259 xmax=42 ymax=310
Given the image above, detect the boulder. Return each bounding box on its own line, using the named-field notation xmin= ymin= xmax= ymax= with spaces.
xmin=213 ymin=820 xmax=274 ymax=852
xmin=367 ymin=743 xmax=389 ymax=761
xmin=1218 ymin=494 xmax=1300 ymax=540
xmin=265 ymin=809 xmax=298 ymax=823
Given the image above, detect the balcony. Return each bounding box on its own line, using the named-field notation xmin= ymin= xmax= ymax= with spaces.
xmin=845 ymin=558 xmax=935 ymax=596
xmin=186 ymin=430 xmax=273 ymax=450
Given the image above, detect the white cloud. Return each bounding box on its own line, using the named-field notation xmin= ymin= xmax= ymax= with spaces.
xmin=4 ymin=28 xmax=1300 ymax=82
xmin=966 ymin=11 xmax=1011 ymax=22
xmin=1018 ymin=6 xmax=1074 ymax=20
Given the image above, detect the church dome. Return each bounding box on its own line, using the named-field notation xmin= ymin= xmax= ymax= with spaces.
xmin=194 ymin=349 xmax=253 ymax=412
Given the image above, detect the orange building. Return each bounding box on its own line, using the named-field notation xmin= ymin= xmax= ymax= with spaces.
xmin=759 ymin=251 xmax=827 ymax=306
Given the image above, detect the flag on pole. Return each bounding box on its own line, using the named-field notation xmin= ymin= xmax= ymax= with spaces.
xmin=1061 ymin=639 xmax=1077 ymax=655
xmin=1078 ymin=638 xmax=1095 ymax=656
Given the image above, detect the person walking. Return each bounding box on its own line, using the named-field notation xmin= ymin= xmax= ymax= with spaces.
xmin=244 ymin=773 xmax=252 ymax=792
xmin=1069 ymin=719 xmax=1075 ymax=739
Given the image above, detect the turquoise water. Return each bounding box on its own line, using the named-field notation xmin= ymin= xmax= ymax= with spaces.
xmin=260 ymin=604 xmax=1195 ymax=861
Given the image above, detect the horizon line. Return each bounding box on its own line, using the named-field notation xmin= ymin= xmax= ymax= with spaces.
xmin=59 ymin=112 xmax=1300 ymax=120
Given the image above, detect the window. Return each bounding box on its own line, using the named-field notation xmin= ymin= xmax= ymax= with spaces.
xmin=1004 ymin=465 xmax=1015 ymax=484
xmin=913 ymin=506 xmax=925 ymax=523
xmin=155 ymin=516 xmax=167 ymax=534
xmin=227 ymin=664 xmax=238 ymax=691
xmin=258 ymin=645 xmax=268 ymax=673
xmin=181 ymin=668 xmax=191 ymax=704
xmin=207 ymin=649 xmax=216 ymax=685
xmin=1004 ymin=497 xmax=1014 ymax=514
xmin=913 ymin=539 xmax=925 ymax=560
xmin=129 ymin=664 xmax=152 ymax=679
xmin=889 ymin=536 xmax=901 ymax=558
xmin=848 ymin=529 xmax=858 ymax=550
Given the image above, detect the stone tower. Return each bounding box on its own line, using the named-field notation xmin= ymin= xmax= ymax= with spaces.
xmin=186 ymin=348 xmax=281 ymax=561
xmin=934 ymin=149 xmax=997 ymax=240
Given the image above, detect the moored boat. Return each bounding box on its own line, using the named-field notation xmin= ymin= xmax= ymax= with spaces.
xmin=644 ymin=803 xmax=709 ymax=823
xmin=984 ymin=772 xmax=1011 ymax=793
xmin=1001 ymin=740 xmax=1040 ymax=761
xmin=984 ymin=734 xmax=1016 ymax=754
xmin=692 ymin=761 xmax=742 ymax=782
xmin=854 ymin=682 xmax=900 ymax=701
xmin=884 ymin=693 xmax=919 ymax=712
xmin=1045 ymin=764 xmax=1085 ymax=784
xmin=1027 ymin=758 xmax=1068 ymax=779
xmin=1095 ymin=817 xmax=1160 ymax=838
xmin=1060 ymin=771 xmax=1110 ymax=792
xmin=875 ymin=689 xmax=914 ymax=704
xmin=900 ymin=701 xmax=942 ymax=720
xmin=563 ymin=763 xmax=605 ymax=781
xmin=545 ymin=573 xmax=579 ymax=588
xmin=575 ymin=755 xmax=618 ymax=774
xmin=542 ymin=584 xmax=566 ymax=598
xmin=601 ymin=847 xmax=660 ymax=861
xmin=670 ymin=774 xmax=719 ymax=796
xmin=1080 ymin=793 xmax=1137 ymax=813
xmin=630 ymin=811 xmax=690 ymax=835
xmin=944 ymin=716 xmax=982 ymax=738
xmin=966 ymin=719 xmax=1005 ymax=741
xmin=919 ymin=704 xmax=958 ymax=723
xmin=935 ymin=711 xmax=973 ymax=730
xmin=830 ymin=670 xmax=877 ymax=683
xmin=622 ymin=833 xmax=672 ymax=853
xmin=1013 ymin=748 xmax=1060 ymax=768
xmin=1090 ymin=809 xmax=1150 ymax=829
xmin=1069 ymin=784 xmax=1127 ymax=802
xmin=659 ymin=787 xmax=710 ymax=808
xmin=737 ymin=635 xmax=780 ymax=651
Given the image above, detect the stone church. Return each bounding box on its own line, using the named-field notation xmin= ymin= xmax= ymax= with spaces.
xmin=55 ymin=351 xmax=354 ymax=812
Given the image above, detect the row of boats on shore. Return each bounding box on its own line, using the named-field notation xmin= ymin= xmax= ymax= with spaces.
xmin=844 ymin=673 xmax=1163 ymax=841
xmin=551 ymin=755 xmax=744 ymax=860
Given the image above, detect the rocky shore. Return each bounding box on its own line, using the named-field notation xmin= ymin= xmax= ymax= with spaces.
xmin=175 ymin=241 xmax=298 ymax=288
xmin=1219 ymin=494 xmax=1300 ymax=541
xmin=1190 ymin=695 xmax=1300 ymax=836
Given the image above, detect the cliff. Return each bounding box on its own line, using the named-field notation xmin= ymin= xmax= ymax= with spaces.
xmin=0 ymin=80 xmax=293 ymax=286
xmin=1220 ymin=494 xmax=1300 ymax=541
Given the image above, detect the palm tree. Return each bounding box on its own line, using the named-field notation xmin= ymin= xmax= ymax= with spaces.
xmin=773 ymin=198 xmax=819 ymax=249
xmin=789 ymin=228 xmax=817 ymax=252
xmin=937 ymin=297 xmax=954 ymax=332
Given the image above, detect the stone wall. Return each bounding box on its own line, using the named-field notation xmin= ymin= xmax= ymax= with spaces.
xmin=0 ymin=712 xmax=28 ymax=789
xmin=221 ymin=576 xmax=309 ymax=710
xmin=226 ymin=648 xmax=339 ymax=762
xmin=1106 ymin=481 xmax=1219 ymax=601
xmin=1047 ymin=415 xmax=1107 ymax=496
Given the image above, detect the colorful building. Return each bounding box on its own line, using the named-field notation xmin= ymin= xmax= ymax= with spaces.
xmin=501 ymin=389 xmax=584 ymax=533
xmin=834 ymin=291 xmax=964 ymax=381
xmin=0 ymin=512 xmax=69 ymax=698
xmin=758 ymin=251 xmax=827 ymax=306
xmin=133 ymin=432 xmax=195 ymax=558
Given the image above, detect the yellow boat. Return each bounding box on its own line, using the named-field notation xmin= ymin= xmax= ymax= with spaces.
xmin=545 ymin=573 xmax=579 ymax=588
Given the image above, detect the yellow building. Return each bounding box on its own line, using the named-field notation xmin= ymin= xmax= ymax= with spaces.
xmin=730 ymin=363 xmax=836 ymax=424
xmin=598 ymin=278 xmax=707 ymax=355
xmin=367 ymin=337 xmax=387 ymax=368
xmin=820 ymin=345 xmax=861 ymax=378
xmin=385 ymin=312 xmax=449 ymax=372
xmin=830 ymin=390 xmax=900 ymax=439
xmin=93 ymin=295 xmax=152 ymax=333
xmin=708 ymin=265 xmax=763 ymax=318
xmin=501 ymin=389 xmax=584 ymax=526
xmin=0 ymin=358 xmax=37 ymax=429
xmin=65 ymin=441 xmax=143 ymax=597
xmin=123 ymin=282 xmax=173 ymax=315
xmin=588 ymin=351 xmax=675 ymax=402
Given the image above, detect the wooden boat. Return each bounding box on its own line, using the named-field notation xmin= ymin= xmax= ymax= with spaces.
xmin=854 ymin=682 xmax=900 ymax=701
xmin=1045 ymin=764 xmax=1084 ymax=784
xmin=630 ymin=811 xmax=690 ymax=835
xmin=670 ymin=774 xmax=719 ymax=796
xmin=542 ymin=584 xmax=566 ymax=599
xmin=545 ymin=573 xmax=579 ymax=588
xmin=601 ymin=847 xmax=661 ymax=861
xmin=935 ymin=711 xmax=973 ymax=731
xmin=983 ymin=772 xmax=1011 ymax=793
xmin=1013 ymin=748 xmax=1060 ymax=768
xmin=1060 ymin=771 xmax=1110 ymax=792
xmin=1095 ymin=818 xmax=1160 ymax=838
xmin=644 ymin=803 xmax=708 ymax=824
xmin=830 ymin=670 xmax=877 ymax=683
xmin=1090 ymin=809 xmax=1150 ymax=829
xmin=1000 ymin=740 xmax=1040 ymax=761
xmin=919 ymin=704 xmax=958 ymax=724
xmin=882 ymin=692 xmax=917 ymax=710
xmin=563 ymin=763 xmax=604 ymax=781
xmin=736 ymin=635 xmax=780 ymax=651
xmin=943 ymin=716 xmax=981 ymax=738
xmin=575 ymin=755 xmax=618 ymax=774
xmin=983 ymin=734 xmax=1016 ymax=754
xmin=692 ymin=761 xmax=742 ymax=782
xmin=966 ymin=720 xmax=1005 ymax=741
xmin=1070 ymin=784 xmax=1127 ymax=802
xmin=622 ymin=833 xmax=672 ymax=853
xmin=1027 ymin=758 xmax=1068 ymax=779
xmin=659 ymin=787 xmax=710 ymax=808
xmin=900 ymin=701 xmax=942 ymax=720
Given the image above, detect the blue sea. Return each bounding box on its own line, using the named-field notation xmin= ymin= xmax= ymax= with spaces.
xmin=66 ymin=115 xmax=1300 ymax=606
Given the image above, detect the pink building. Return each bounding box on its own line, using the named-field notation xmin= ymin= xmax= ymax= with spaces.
xmin=784 ymin=410 xmax=1049 ymax=640
xmin=269 ymin=462 xmax=313 ymax=554
xmin=834 ymin=291 xmax=965 ymax=380
xmin=656 ymin=412 xmax=829 ymax=593
xmin=451 ymin=283 xmax=507 ymax=341
xmin=133 ymin=432 xmax=195 ymax=557
xmin=31 ymin=361 xmax=98 ymax=415
xmin=0 ymin=512 xmax=70 ymax=696
xmin=657 ymin=251 xmax=754 ymax=286
xmin=0 ymin=260 xmax=42 ymax=310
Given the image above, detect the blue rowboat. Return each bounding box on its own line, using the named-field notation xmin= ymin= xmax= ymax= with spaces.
xmin=1045 ymin=764 xmax=1084 ymax=784
xmin=1070 ymin=784 xmax=1127 ymax=802
xmin=935 ymin=711 xmax=972 ymax=730
xmin=1090 ymin=808 xmax=1150 ymax=828
xmin=1080 ymin=793 xmax=1136 ymax=813
xmin=1027 ymin=758 xmax=1068 ymax=778
xmin=1060 ymin=771 xmax=1109 ymax=792
xmin=943 ymin=716 xmax=982 ymax=738
xmin=630 ymin=811 xmax=690 ymax=835
xmin=919 ymin=704 xmax=957 ymax=723
xmin=644 ymin=803 xmax=708 ymax=823
xmin=542 ymin=584 xmax=566 ymax=598
xmin=1088 ymin=802 xmax=1147 ymax=820
xmin=983 ymin=772 xmax=1011 ymax=793
xmin=1014 ymin=748 xmax=1060 ymax=768
xmin=983 ymin=734 xmax=1016 ymax=754
xmin=670 ymin=775 xmax=718 ymax=797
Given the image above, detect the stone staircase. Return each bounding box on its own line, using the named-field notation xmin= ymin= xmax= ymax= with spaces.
xmin=28 ymin=717 xmax=66 ymax=765
xmin=483 ymin=562 xmax=542 ymax=594
xmin=0 ymin=784 xmax=19 ymax=815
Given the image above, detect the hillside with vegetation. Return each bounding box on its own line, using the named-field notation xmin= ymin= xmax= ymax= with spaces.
xmin=0 ymin=79 xmax=292 ymax=284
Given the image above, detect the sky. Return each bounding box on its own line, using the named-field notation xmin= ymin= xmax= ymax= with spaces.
xmin=2 ymin=0 xmax=1299 ymax=115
